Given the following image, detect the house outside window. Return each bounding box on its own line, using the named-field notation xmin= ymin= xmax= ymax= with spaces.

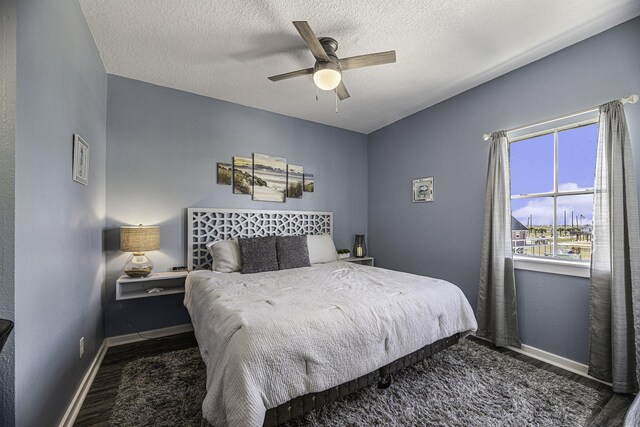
xmin=509 ymin=119 xmax=598 ymax=262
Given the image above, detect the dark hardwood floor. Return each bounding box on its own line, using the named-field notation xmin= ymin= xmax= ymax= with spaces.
xmin=74 ymin=332 xmax=198 ymax=426
xmin=74 ymin=333 xmax=633 ymax=426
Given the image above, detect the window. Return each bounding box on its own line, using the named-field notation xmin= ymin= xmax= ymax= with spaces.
xmin=510 ymin=121 xmax=598 ymax=262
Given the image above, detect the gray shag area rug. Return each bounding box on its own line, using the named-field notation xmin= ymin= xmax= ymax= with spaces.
xmin=109 ymin=339 xmax=611 ymax=426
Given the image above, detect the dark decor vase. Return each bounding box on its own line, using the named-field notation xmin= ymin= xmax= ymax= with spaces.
xmin=353 ymin=234 xmax=367 ymax=258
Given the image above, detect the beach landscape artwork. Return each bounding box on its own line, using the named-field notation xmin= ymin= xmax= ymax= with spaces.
xmin=287 ymin=164 xmax=304 ymax=198
xmin=304 ymin=173 xmax=314 ymax=192
xmin=233 ymin=156 xmax=254 ymax=194
xmin=224 ymin=153 xmax=314 ymax=202
xmin=217 ymin=162 xmax=232 ymax=185
xmin=252 ymin=153 xmax=287 ymax=202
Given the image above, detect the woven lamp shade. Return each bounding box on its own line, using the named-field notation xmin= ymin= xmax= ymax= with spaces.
xmin=120 ymin=225 xmax=160 ymax=253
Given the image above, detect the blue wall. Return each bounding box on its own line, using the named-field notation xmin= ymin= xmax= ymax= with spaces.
xmin=0 ymin=0 xmax=17 ymax=424
xmin=367 ymin=18 xmax=640 ymax=364
xmin=105 ymin=75 xmax=368 ymax=337
xmin=14 ymin=0 xmax=107 ymax=425
xmin=515 ymin=271 xmax=589 ymax=362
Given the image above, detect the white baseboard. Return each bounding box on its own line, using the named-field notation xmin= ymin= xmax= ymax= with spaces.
xmin=104 ymin=323 xmax=194 ymax=347
xmin=472 ymin=335 xmax=611 ymax=386
xmin=509 ymin=343 xmax=587 ymax=374
xmin=58 ymin=341 xmax=108 ymax=427
xmin=58 ymin=323 xmax=194 ymax=427
xmin=505 ymin=343 xmax=610 ymax=386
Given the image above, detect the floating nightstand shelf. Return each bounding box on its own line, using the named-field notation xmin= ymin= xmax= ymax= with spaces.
xmin=343 ymin=256 xmax=374 ymax=266
xmin=116 ymin=271 xmax=188 ymax=300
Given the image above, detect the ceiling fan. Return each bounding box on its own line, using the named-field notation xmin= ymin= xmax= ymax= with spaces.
xmin=268 ymin=21 xmax=396 ymax=101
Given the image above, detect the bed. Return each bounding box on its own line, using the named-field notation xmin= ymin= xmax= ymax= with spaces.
xmin=184 ymin=208 xmax=477 ymax=426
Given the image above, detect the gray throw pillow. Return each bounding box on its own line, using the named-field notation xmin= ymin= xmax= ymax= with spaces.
xmin=277 ymin=235 xmax=311 ymax=270
xmin=238 ymin=236 xmax=279 ymax=274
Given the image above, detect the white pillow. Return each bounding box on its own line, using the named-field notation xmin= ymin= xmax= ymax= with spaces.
xmin=206 ymin=239 xmax=241 ymax=273
xmin=306 ymin=235 xmax=338 ymax=264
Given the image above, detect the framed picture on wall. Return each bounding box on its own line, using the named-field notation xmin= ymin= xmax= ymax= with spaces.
xmin=252 ymin=153 xmax=287 ymax=203
xmin=287 ymin=164 xmax=303 ymax=198
xmin=72 ymin=134 xmax=89 ymax=185
xmin=233 ymin=156 xmax=253 ymax=195
xmin=303 ymin=173 xmax=314 ymax=192
xmin=412 ymin=177 xmax=433 ymax=202
xmin=216 ymin=162 xmax=232 ymax=185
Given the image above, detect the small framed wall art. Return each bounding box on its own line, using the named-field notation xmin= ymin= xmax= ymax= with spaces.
xmin=287 ymin=164 xmax=303 ymax=198
xmin=216 ymin=162 xmax=232 ymax=185
xmin=412 ymin=177 xmax=433 ymax=202
xmin=303 ymin=173 xmax=314 ymax=192
xmin=233 ymin=156 xmax=253 ymax=195
xmin=72 ymin=134 xmax=89 ymax=185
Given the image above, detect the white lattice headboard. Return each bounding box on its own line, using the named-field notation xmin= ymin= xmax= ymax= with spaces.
xmin=187 ymin=208 xmax=333 ymax=270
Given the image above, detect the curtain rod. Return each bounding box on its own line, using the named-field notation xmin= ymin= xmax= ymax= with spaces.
xmin=482 ymin=94 xmax=639 ymax=141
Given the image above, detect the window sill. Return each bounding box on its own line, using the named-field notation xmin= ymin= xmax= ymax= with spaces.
xmin=513 ymin=256 xmax=590 ymax=278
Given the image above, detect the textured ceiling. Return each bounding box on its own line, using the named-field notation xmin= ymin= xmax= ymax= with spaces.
xmin=79 ymin=0 xmax=639 ymax=134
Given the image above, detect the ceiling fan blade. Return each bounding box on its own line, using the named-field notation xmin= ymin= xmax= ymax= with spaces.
xmin=335 ymin=81 xmax=350 ymax=100
xmin=340 ymin=51 xmax=396 ymax=71
xmin=268 ymin=68 xmax=314 ymax=82
xmin=292 ymin=21 xmax=329 ymax=62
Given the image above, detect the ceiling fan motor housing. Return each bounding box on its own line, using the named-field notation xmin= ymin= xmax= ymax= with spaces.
xmin=319 ymin=37 xmax=339 ymax=55
xmin=316 ymin=37 xmax=341 ymax=70
xmin=314 ymin=58 xmax=341 ymax=73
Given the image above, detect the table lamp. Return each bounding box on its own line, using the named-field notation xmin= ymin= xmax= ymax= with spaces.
xmin=353 ymin=234 xmax=367 ymax=258
xmin=120 ymin=225 xmax=160 ymax=278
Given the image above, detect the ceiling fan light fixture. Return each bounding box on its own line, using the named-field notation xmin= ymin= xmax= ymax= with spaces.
xmin=313 ymin=62 xmax=341 ymax=91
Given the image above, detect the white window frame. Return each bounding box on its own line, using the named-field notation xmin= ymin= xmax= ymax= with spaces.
xmin=509 ymin=116 xmax=598 ymax=278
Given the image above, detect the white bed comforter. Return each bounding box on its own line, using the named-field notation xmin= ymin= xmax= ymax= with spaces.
xmin=184 ymin=261 xmax=477 ymax=427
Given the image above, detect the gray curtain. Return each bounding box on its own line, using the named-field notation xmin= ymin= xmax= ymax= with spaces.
xmin=477 ymin=131 xmax=521 ymax=348
xmin=589 ymin=100 xmax=640 ymax=394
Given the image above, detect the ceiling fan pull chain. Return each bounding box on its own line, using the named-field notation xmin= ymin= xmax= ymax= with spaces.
xmin=316 ymin=86 xmax=319 ymax=102
xmin=335 ymin=91 xmax=338 ymax=113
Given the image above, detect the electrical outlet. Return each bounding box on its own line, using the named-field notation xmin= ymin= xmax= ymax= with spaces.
xmin=79 ymin=337 xmax=85 ymax=359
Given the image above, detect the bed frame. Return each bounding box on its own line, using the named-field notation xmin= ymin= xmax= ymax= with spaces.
xmin=263 ymin=333 xmax=460 ymax=426
xmin=186 ymin=208 xmax=460 ymax=426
